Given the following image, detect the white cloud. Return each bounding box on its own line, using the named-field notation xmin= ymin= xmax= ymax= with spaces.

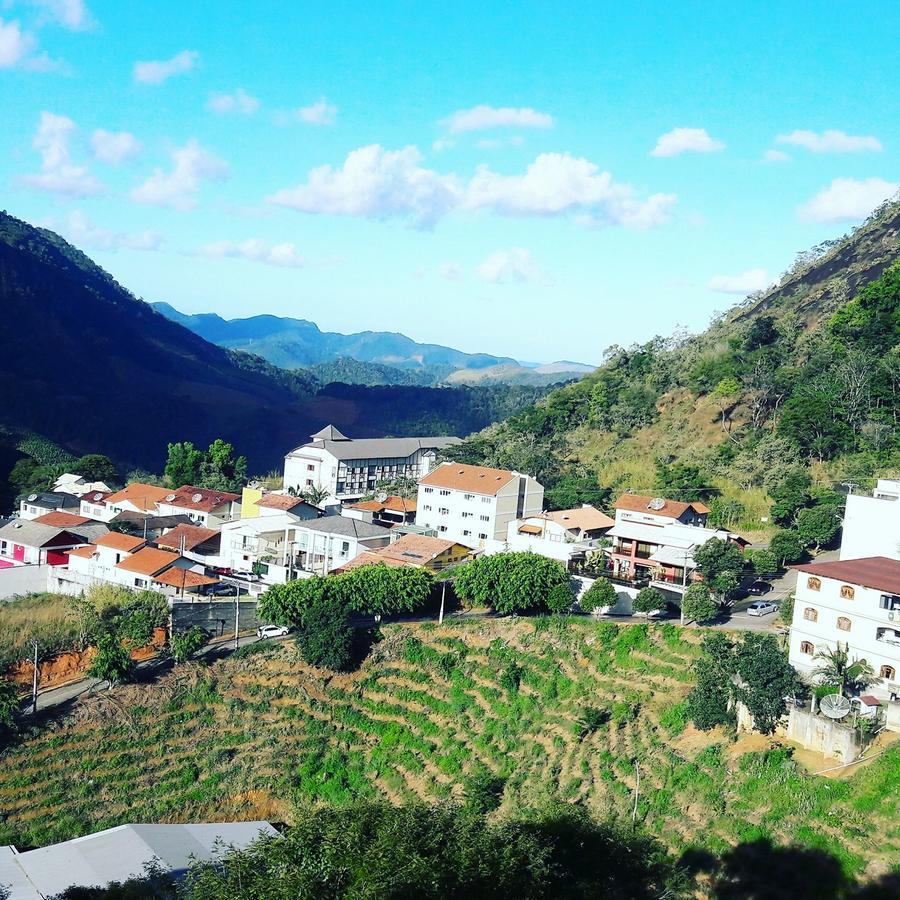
xmin=293 ymin=97 xmax=337 ymax=125
xmin=477 ymin=247 xmax=541 ymax=284
xmin=0 ymin=17 xmax=35 ymax=67
xmin=91 ymin=129 xmax=141 ymax=165
xmin=207 ymin=88 xmax=259 ymax=115
xmin=466 ymin=152 xmax=677 ymax=228
xmin=57 ymin=210 xmax=163 ymax=251
xmin=438 ymin=261 xmax=462 ymax=281
xmin=199 ymin=238 xmax=305 ymax=268
xmin=798 ymin=177 xmax=899 ymax=223
xmin=650 ymin=127 xmax=725 ymax=158
xmin=708 ymin=268 xmax=770 ymax=295
xmin=21 ymin=112 xmax=104 ymax=196
xmin=443 ymin=105 xmax=554 ymax=135
xmin=130 ymin=140 xmax=228 ymax=210
xmin=133 ymin=50 xmax=198 ymax=85
xmin=776 ymin=129 xmax=882 ymax=154
xmin=763 ymin=149 xmax=790 ymax=163
xmin=32 ymin=0 xmax=93 ymax=30
xmin=267 ymin=145 xmax=461 ymax=228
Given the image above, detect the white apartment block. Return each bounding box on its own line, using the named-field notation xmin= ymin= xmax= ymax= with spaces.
xmin=789 ymin=557 xmax=900 ymax=706
xmin=416 ymin=462 xmax=543 ymax=549
xmin=840 ymin=479 xmax=900 ymax=562
xmin=283 ymin=425 xmax=461 ymax=503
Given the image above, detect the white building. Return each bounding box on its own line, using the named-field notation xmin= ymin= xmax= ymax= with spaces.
xmin=416 ymin=462 xmax=543 ymax=549
xmin=504 ymin=505 xmax=614 ymax=563
xmin=52 ymin=473 xmax=114 ymax=497
xmin=789 ymin=557 xmax=900 ymax=708
xmin=0 ymin=520 xmax=88 ymax=566
xmin=840 ymin=479 xmax=900 ymax=562
xmin=17 ymin=491 xmax=82 ymax=520
xmin=283 ymin=425 xmax=461 ymax=503
xmin=99 ymin=483 xmax=174 ymax=521
xmin=155 ymin=486 xmax=241 ymax=528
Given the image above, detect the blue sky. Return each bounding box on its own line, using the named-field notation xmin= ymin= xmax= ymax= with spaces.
xmin=2 ymin=1 xmax=898 ymax=364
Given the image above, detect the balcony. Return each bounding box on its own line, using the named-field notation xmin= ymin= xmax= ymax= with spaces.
xmin=876 ymin=627 xmax=900 ymax=648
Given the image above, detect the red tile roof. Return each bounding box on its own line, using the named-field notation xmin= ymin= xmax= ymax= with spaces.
xmin=543 ymin=506 xmax=615 ymax=532
xmin=105 ymin=483 xmax=172 ymax=512
xmin=614 ymin=494 xmax=709 ymax=519
xmin=68 ymin=545 xmax=97 ymax=559
xmin=34 ymin=512 xmax=91 ymax=527
xmin=255 ymin=493 xmax=313 ymax=511
xmin=165 ymin=486 xmax=240 ymax=513
xmin=419 ymin=463 xmax=519 ymax=496
xmin=154 ymin=568 xmax=218 ymax=589
xmin=348 ymin=495 xmax=416 ymax=515
xmin=155 ymin=524 xmax=219 ymax=552
xmin=94 ymin=532 xmax=147 ymax=552
xmin=793 ymin=557 xmax=900 ymax=595
xmin=115 ymin=547 xmax=179 ymax=576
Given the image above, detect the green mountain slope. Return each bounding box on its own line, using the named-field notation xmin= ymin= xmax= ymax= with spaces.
xmin=0 ymin=212 xmax=547 ymax=479
xmin=447 ymin=199 xmax=900 ymax=527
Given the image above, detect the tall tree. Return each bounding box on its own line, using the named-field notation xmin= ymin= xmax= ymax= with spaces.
xmin=72 ymin=454 xmax=118 ymax=484
xmin=199 ymin=439 xmax=248 ymax=492
xmin=164 ymin=441 xmax=203 ymax=488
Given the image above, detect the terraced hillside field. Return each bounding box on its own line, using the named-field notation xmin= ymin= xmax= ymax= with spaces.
xmin=0 ymin=619 xmax=897 ymax=881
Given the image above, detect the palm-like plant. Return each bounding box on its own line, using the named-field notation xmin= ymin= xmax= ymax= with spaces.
xmin=813 ymin=646 xmax=875 ymax=697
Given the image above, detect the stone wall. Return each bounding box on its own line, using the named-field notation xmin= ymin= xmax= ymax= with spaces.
xmin=170 ymin=599 xmax=260 ymax=637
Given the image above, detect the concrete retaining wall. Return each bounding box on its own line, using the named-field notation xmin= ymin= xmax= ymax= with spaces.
xmin=170 ymin=599 xmax=260 ymax=637
xmin=782 ymin=706 xmax=863 ymax=763
xmin=574 ymin=576 xmax=639 ymax=615
xmin=0 ymin=564 xmax=50 ymax=600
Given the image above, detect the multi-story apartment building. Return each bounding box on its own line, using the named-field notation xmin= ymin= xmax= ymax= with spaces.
xmin=415 ymin=462 xmax=543 ymax=548
xmin=840 ymin=479 xmax=900 ymax=562
xmin=789 ymin=556 xmax=900 ymax=705
xmin=283 ymin=425 xmax=461 ymax=503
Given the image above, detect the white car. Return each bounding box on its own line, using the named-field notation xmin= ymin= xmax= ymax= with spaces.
xmin=747 ymin=601 xmax=778 ymax=617
xmin=234 ymin=570 xmax=260 ymax=582
xmin=257 ymin=624 xmax=289 ymax=639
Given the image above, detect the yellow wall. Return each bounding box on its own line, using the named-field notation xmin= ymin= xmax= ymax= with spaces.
xmin=241 ymin=487 xmax=264 ymax=519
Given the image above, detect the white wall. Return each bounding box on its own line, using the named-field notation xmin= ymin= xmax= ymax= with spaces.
xmin=840 ymin=493 xmax=900 ymax=561
xmin=0 ymin=564 xmax=50 ymax=599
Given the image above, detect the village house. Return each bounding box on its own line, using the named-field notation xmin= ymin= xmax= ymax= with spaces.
xmin=79 ymin=490 xmax=113 ymax=520
xmin=789 ymin=556 xmax=900 ymax=714
xmin=252 ymin=492 xmax=321 ymax=520
xmin=416 ymin=462 xmax=544 ymax=548
xmin=33 ymin=512 xmax=109 ymax=544
xmin=336 ymin=532 xmax=474 ymax=573
xmin=62 ymin=532 xmax=149 ymax=588
xmin=840 ymin=478 xmax=900 ymax=562
xmin=99 ymin=483 xmax=173 ymax=521
xmin=0 ymin=520 xmax=90 ymax=567
xmin=17 ymin=491 xmax=82 ymax=520
xmin=52 ymin=472 xmax=114 ymax=497
xmin=155 ymin=486 xmax=241 ymax=528
xmin=155 ymin=523 xmax=222 ymax=566
xmin=283 ymin=425 xmax=460 ymax=503
xmin=345 ymin=495 xmax=417 ymax=528
xmin=505 ymin=505 xmax=614 ymax=564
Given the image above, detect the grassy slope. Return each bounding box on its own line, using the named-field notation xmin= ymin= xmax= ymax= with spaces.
xmin=1 ymin=620 xmax=896 ymax=879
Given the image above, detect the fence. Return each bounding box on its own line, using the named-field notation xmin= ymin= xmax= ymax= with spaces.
xmin=170 ymin=599 xmax=260 ymax=637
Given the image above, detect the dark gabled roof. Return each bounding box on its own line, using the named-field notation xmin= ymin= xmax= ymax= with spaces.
xmin=0 ymin=520 xmax=82 ymax=547
xmin=793 ymin=557 xmax=900 ymax=595
xmin=17 ymin=491 xmax=80 ymax=511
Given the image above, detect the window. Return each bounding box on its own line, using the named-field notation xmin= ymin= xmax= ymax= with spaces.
xmin=482 ymin=497 xmax=490 ymax=504
xmin=423 ymin=487 xmax=433 ymax=494
xmin=462 ymin=511 xmax=473 ymax=519
xmin=341 ymin=541 xmax=350 ymax=553
xmin=800 ymin=641 xmax=814 ymax=655
xmin=479 ymin=515 xmax=489 ymax=522
xmin=478 ymin=532 xmax=488 ymax=540
xmin=462 ymin=529 xmax=471 ymax=536
xmin=464 ymin=493 xmax=474 ymax=500
xmin=803 ymin=607 xmax=818 ymax=622
xmin=307 ymin=464 xmax=315 ymax=471
xmin=439 ymin=507 xmax=449 ymax=515
xmin=439 ymin=490 xmax=451 ymax=496
xmin=438 ymin=525 xmax=448 ymax=533
xmin=840 ymin=585 xmax=855 ymax=600
xmin=306 ymin=479 xmax=313 ymax=487
xmin=880 ymin=665 xmax=896 ymax=680
xmin=836 ymin=616 xmax=851 ymax=632
xmin=807 ymin=576 xmax=821 ymax=591
xmin=423 ymin=504 xmax=432 ymax=511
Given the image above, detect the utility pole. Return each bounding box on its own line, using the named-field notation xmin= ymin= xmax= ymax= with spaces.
xmin=233 ymin=590 xmax=240 ymax=651
xmin=632 ymin=759 xmax=640 ymax=825
xmin=31 ymin=640 xmax=39 ymax=715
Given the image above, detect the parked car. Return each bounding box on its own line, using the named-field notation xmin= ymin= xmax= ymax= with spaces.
xmin=748 ymin=580 xmax=774 ymax=596
xmin=202 ymin=582 xmax=238 ymax=597
xmin=233 ymin=570 xmax=260 ymax=582
xmin=747 ymin=600 xmax=778 ymax=617
xmin=209 ymin=566 xmax=233 ymax=577
xmin=257 ymin=624 xmax=289 ymax=639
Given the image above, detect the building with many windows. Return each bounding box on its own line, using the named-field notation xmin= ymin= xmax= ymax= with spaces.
xmin=840 ymin=479 xmax=900 ymax=562
xmin=788 ymin=556 xmax=900 ymax=707
xmin=283 ymin=425 xmax=460 ymax=503
xmin=415 ymin=462 xmax=543 ymax=548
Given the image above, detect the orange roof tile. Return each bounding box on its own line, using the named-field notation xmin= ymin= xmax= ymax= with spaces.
xmin=419 ymin=463 xmax=519 ymax=496
xmin=336 ymin=552 xmax=408 ymax=572
xmin=105 ymin=483 xmax=172 ymax=513
xmin=34 ymin=511 xmax=91 ymax=527
xmin=156 ymin=524 xmax=219 ymax=552
xmin=154 ymin=568 xmax=218 ymax=589
xmin=348 ymin=495 xmax=416 ymax=514
xmin=613 ymin=494 xmax=708 ymax=520
xmin=165 ymin=486 xmax=241 ymax=513
xmin=544 ymin=506 xmax=615 ymax=532
xmin=115 ymin=547 xmax=179 ymax=576
xmin=379 ymin=533 xmax=464 ymax=564
xmin=68 ymin=545 xmax=97 ymax=559
xmin=94 ymin=532 xmax=147 ymax=552
xmin=255 ymin=493 xmax=314 ymax=511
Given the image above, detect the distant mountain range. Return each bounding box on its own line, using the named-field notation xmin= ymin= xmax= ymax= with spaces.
xmin=151 ymin=303 xmax=594 ymax=386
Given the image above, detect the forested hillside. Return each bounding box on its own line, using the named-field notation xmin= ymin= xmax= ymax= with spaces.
xmin=448 ymin=199 xmax=900 ymax=526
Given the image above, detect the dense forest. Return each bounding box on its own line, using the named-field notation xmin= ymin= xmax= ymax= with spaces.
xmin=447 ymin=199 xmax=900 ymax=527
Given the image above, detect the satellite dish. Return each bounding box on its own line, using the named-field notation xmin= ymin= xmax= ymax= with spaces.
xmin=27 ymin=494 xmax=38 ymax=502
xmin=648 ymin=497 xmax=666 ymax=511
xmin=93 ymin=492 xmax=103 ymax=501
xmin=192 ymin=492 xmax=203 ymax=503
xmin=820 ymin=693 xmax=851 ymax=720
xmin=165 ymin=493 xmax=177 ymax=502
xmin=376 ymin=491 xmax=388 ymax=503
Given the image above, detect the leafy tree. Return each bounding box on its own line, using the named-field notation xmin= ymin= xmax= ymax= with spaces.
xmin=258 ymin=577 xmax=331 ymax=629
xmin=295 ymin=591 xmax=355 ymax=671
xmin=546 ymin=583 xmax=574 ymax=615
xmin=544 ymin=473 xmax=610 ymax=510
xmin=581 ymin=578 xmax=617 ymax=613
xmin=633 ymin=586 xmax=666 ymax=615
xmin=463 ymin=764 xmax=506 ymax=813
xmin=73 ymin=453 xmax=118 ymax=484
xmin=795 ymin=504 xmax=842 ymax=551
xmin=199 ymin=439 xmax=248 ymax=493
xmin=452 ymin=553 xmax=570 ymax=615
xmin=115 ymin=592 xmax=168 ymax=648
xmin=813 ymin=647 xmax=876 ymax=697
xmin=777 ymin=592 xmax=795 ymax=626
xmin=171 ymin=626 xmax=207 ymax=664
xmin=681 ymin=583 xmax=717 ymax=624
xmin=655 ymin=460 xmax=715 ymax=502
xmin=0 ymin=679 xmax=19 ymax=739
xmin=693 ymin=538 xmax=746 ymax=604
xmin=744 ymin=315 xmax=779 ymax=350
xmin=299 ymin=485 xmax=331 ymax=507
xmin=768 ymin=530 xmax=804 ymax=566
xmin=88 ymin=630 xmax=134 ymax=686
xmin=337 ymin=564 xmax=433 ymax=617
xmin=733 ymin=633 xmax=801 ymax=733
xmin=747 ymin=549 xmax=779 ymax=579
xmin=713 ymin=376 xmax=740 ymax=430
xmin=164 ymin=441 xmax=204 ymax=488
xmin=768 ymin=467 xmax=812 ymax=525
